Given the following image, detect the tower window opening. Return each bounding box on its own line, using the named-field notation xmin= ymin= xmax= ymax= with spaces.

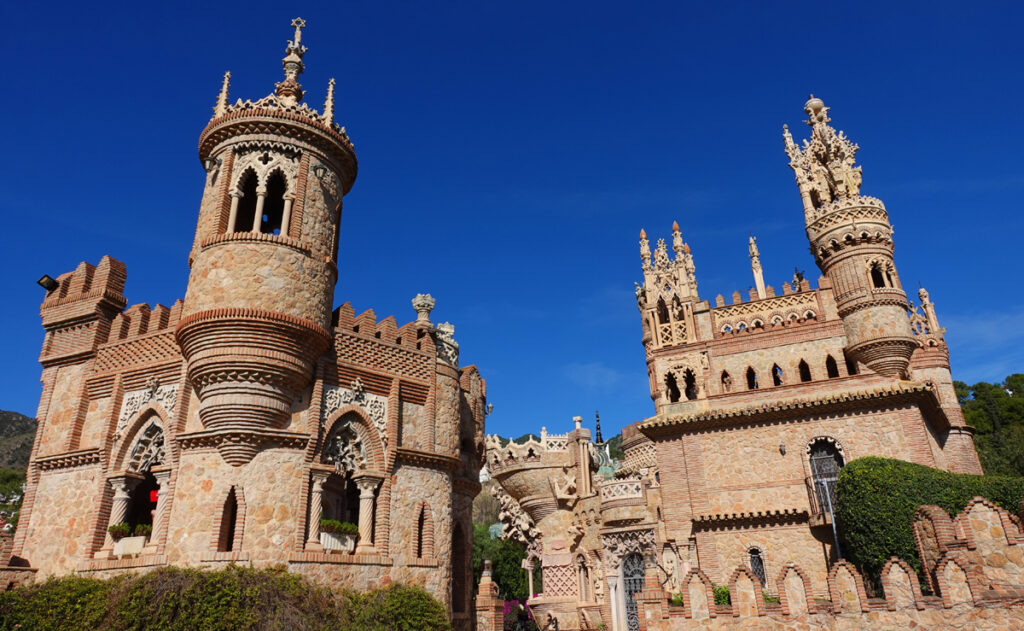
xmin=870 ymin=263 xmax=886 ymax=289
xmin=683 ymin=369 xmax=697 ymax=401
xmin=261 ymin=171 xmax=287 ymax=234
xmin=218 ymin=487 xmax=238 ymax=552
xmin=233 ymin=170 xmax=258 ymax=232
xmin=721 ymin=371 xmax=732 ymax=393
xmin=799 ymin=360 xmax=812 ymax=383
xmin=885 ymin=266 xmax=895 ymax=288
xmin=746 ymin=367 xmax=758 ymax=390
xmin=416 ymin=507 xmax=426 ymax=559
xmin=656 ymin=299 xmax=670 ymax=325
xmin=665 ymin=373 xmax=681 ymax=403
xmin=825 ymin=355 xmax=840 ymax=379
xmin=772 ymin=364 xmax=784 ymax=386
xmin=125 ymin=471 xmax=158 ymax=532
xmin=748 ymin=548 xmax=767 ymax=588
xmin=844 ymin=352 xmax=858 ymax=376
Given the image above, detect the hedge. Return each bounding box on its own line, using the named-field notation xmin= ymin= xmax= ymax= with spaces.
xmin=0 ymin=565 xmax=450 ymax=631
xmin=835 ymin=456 xmax=1024 ymax=581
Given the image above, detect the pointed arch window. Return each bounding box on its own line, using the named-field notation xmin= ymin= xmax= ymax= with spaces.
xmin=825 ymin=355 xmax=840 ymax=379
xmin=798 ymin=360 xmax=812 ymax=383
xmin=218 ymin=487 xmax=239 ymax=552
xmin=683 ymin=369 xmax=697 ymax=401
xmin=721 ymin=371 xmax=732 ymax=393
xmin=665 ymin=373 xmax=681 ymax=403
xmin=261 ymin=170 xmax=288 ymax=234
xmin=746 ymin=367 xmax=758 ymax=390
xmin=844 ymin=352 xmax=858 ymax=376
xmin=772 ymin=364 xmax=784 ymax=386
xmin=233 ymin=169 xmax=258 ymax=232
xmin=870 ymin=262 xmax=887 ymax=288
xmin=656 ymin=299 xmax=670 ymax=325
xmin=748 ymin=548 xmax=767 ymax=588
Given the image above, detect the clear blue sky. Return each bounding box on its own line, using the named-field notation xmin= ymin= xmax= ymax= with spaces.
xmin=1 ymin=2 xmax=1021 ymax=440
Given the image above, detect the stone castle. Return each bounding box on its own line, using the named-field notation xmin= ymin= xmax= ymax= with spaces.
xmin=1 ymin=19 xmax=485 ymax=627
xmin=3 ymin=17 xmax=1022 ymax=631
xmin=478 ymin=97 xmax=1016 ymax=630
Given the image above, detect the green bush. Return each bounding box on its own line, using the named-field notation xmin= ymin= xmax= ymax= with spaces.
xmin=320 ymin=519 xmax=358 ymax=536
xmin=107 ymin=522 xmax=132 ymax=540
xmin=133 ymin=523 xmax=153 ymax=537
xmin=0 ymin=565 xmax=451 ymax=631
xmin=712 ymin=583 xmax=730 ymax=605
xmin=835 ymin=456 xmax=1024 ymax=581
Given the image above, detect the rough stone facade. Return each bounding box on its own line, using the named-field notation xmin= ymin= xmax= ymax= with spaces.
xmin=2 ymin=19 xmax=484 ymax=625
xmin=485 ymin=97 xmax=989 ymax=631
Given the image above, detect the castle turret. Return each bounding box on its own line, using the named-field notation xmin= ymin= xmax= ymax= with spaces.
xmin=176 ymin=19 xmax=358 ymax=464
xmin=784 ymin=96 xmax=916 ymax=378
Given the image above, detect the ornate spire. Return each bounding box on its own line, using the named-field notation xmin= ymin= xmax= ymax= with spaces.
xmin=671 ymin=221 xmax=684 ymax=255
xmin=639 ymin=229 xmax=651 ymax=271
xmin=594 ymin=410 xmax=603 ymax=444
xmin=749 ymin=236 xmax=766 ymax=299
xmin=323 ymin=78 xmax=336 ymax=124
xmin=276 ymin=17 xmax=308 ymax=106
xmin=783 ymin=95 xmax=863 ymax=219
xmin=213 ymin=71 xmax=231 ymax=118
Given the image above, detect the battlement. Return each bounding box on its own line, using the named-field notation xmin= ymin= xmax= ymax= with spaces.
xmin=40 ymin=256 xmax=127 ymax=328
xmin=332 ymin=302 xmax=431 ymax=353
xmin=710 ymin=279 xmax=828 ymax=338
xmin=107 ymin=300 xmax=184 ymax=342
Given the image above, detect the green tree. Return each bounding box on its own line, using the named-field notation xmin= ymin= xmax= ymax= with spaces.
xmin=471 ymin=523 xmax=539 ymax=601
xmin=0 ymin=468 xmax=25 ymax=530
xmin=955 ymin=374 xmax=1024 ymax=476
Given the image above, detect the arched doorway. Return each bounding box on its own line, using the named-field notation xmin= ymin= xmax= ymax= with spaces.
xmin=623 ymin=553 xmax=644 ymax=631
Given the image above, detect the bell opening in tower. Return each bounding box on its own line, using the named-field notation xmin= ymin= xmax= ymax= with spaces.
xmin=261 ymin=171 xmax=287 ymax=235
xmin=234 ymin=170 xmax=258 ymax=232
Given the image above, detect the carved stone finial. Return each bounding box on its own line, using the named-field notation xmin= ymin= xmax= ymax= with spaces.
xmin=639 ymin=230 xmax=652 ymax=271
xmin=323 ymin=78 xmax=336 ymax=124
xmin=573 ymin=416 xmax=582 ymax=430
xmin=785 ymin=94 xmax=863 ymax=214
xmin=214 ymin=71 xmax=231 ymax=118
xmin=412 ymin=293 xmax=436 ymax=324
xmin=276 ymin=17 xmax=309 ymax=106
xmin=672 ymin=222 xmax=684 ymax=254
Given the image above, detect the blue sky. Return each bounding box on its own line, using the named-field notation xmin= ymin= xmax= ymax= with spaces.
xmin=1 ymin=2 xmax=1021 ymax=439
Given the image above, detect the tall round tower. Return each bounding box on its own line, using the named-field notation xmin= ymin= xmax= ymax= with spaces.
xmin=176 ymin=18 xmax=357 ymax=464
xmin=784 ymin=96 xmax=915 ymax=378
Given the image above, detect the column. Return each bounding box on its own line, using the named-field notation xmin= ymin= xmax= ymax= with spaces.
xmin=280 ymin=197 xmax=294 ymax=236
xmin=99 ymin=475 xmax=140 ymax=554
xmin=150 ymin=468 xmax=171 ymax=547
xmin=306 ymin=472 xmax=329 ymax=550
xmin=607 ymin=574 xmax=620 ymax=631
xmin=227 ymin=192 xmax=240 ymax=232
xmin=523 ymin=558 xmax=535 ymax=597
xmin=251 ymin=188 xmax=266 ymax=233
xmin=354 ymin=476 xmax=380 ymax=554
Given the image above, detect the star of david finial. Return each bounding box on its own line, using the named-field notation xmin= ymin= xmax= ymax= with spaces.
xmin=290 ymin=17 xmax=306 ymax=46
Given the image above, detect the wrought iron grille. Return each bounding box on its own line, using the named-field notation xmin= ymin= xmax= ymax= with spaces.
xmin=623 ymin=553 xmax=644 ymax=631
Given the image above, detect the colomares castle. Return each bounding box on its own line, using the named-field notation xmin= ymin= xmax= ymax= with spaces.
xmin=3 ymin=18 xmax=1023 ymax=631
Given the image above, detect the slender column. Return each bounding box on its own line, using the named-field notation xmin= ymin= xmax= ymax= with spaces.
xmin=251 ymin=189 xmax=267 ymax=233
xmin=281 ymin=197 xmax=294 ymax=236
xmin=306 ymin=472 xmax=328 ymax=550
xmin=101 ymin=475 xmax=140 ymax=551
xmin=354 ymin=476 xmax=380 ymax=554
xmin=607 ymin=574 xmax=620 ymax=631
xmin=227 ymin=192 xmax=240 ymax=232
xmin=151 ymin=468 xmax=171 ymax=543
xmin=523 ymin=558 xmax=535 ymax=597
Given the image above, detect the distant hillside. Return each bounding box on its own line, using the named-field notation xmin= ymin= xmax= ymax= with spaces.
xmin=0 ymin=410 xmax=36 ymax=469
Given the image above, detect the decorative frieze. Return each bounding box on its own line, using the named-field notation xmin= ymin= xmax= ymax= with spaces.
xmin=322 ymin=378 xmax=388 ymax=448
xmin=115 ymin=379 xmax=178 ymax=442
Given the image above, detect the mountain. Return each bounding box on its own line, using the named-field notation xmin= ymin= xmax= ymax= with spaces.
xmin=0 ymin=410 xmax=37 ymax=469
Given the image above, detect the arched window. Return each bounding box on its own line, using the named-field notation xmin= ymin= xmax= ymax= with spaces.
xmin=844 ymin=352 xmax=858 ymax=376
xmin=577 ymin=556 xmax=592 ymax=602
xmin=870 ymin=262 xmax=886 ymax=288
xmin=452 ymin=523 xmax=468 ymax=613
xmin=416 ymin=508 xmax=426 ymax=558
xmin=261 ymin=170 xmax=287 ymax=234
xmin=809 ymin=439 xmax=845 ymax=519
xmin=218 ymin=487 xmax=239 ymax=552
xmin=748 ymin=548 xmax=767 ymax=588
xmin=825 ymin=355 xmax=839 ymax=379
xmin=413 ymin=502 xmax=434 ymax=560
xmin=885 ymin=265 xmax=896 ymax=288
xmin=665 ymin=373 xmax=681 ymax=403
xmin=656 ymin=299 xmax=670 ymax=325
xmin=772 ymin=364 xmax=784 ymax=386
xmin=798 ymin=360 xmax=812 ymax=383
xmin=721 ymin=371 xmax=732 ymax=392
xmin=125 ymin=471 xmax=158 ymax=533
xmin=683 ymin=369 xmax=697 ymax=401
xmin=746 ymin=367 xmax=758 ymax=390
xmin=233 ymin=169 xmax=258 ymax=232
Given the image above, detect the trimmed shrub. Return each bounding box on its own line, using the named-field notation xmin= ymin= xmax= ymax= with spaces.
xmin=835 ymin=456 xmax=1024 ymax=581
xmin=133 ymin=523 xmax=153 ymax=537
xmin=107 ymin=522 xmax=132 ymax=540
xmin=0 ymin=565 xmax=451 ymax=631
xmin=320 ymin=519 xmax=359 ymax=536
xmin=712 ymin=583 xmax=730 ymax=605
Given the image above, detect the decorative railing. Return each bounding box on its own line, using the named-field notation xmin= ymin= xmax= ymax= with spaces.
xmin=600 ymin=480 xmax=644 ymax=505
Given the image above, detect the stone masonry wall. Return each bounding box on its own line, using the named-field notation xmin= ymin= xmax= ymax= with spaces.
xmin=17 ymin=466 xmax=103 ymax=578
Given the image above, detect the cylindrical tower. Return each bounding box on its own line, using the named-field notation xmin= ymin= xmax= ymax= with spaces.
xmin=784 ymin=96 xmax=915 ymax=378
xmin=176 ymin=18 xmax=357 ymax=464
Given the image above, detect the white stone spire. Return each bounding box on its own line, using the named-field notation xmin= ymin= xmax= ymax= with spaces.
xmin=323 ymin=78 xmax=336 ymax=125
xmin=213 ymin=71 xmax=231 ymax=118
xmin=749 ymin=235 xmax=766 ymax=300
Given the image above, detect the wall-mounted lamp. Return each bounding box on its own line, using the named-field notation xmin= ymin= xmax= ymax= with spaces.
xmin=312 ymin=163 xmax=327 ymax=180
xmin=486 ymin=403 xmax=494 ymax=416
xmin=204 ymin=157 xmax=222 ymax=174
xmin=37 ymin=274 xmax=58 ymax=292
xmin=779 ymin=443 xmax=786 ymax=455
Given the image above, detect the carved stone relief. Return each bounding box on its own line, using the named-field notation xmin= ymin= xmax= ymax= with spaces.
xmin=322 ymin=378 xmax=388 ymax=448
xmin=116 ymin=379 xmax=177 ymax=442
